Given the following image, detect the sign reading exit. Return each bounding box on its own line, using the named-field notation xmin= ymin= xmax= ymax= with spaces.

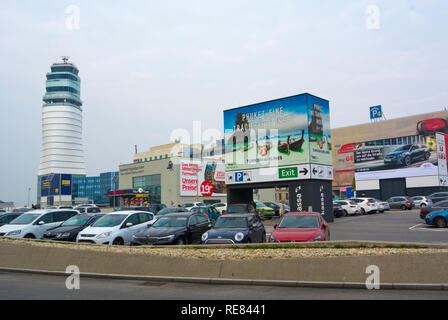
xmin=370 ymin=105 xmax=383 ymax=119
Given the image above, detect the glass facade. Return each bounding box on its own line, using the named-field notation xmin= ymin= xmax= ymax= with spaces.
xmin=72 ymin=172 xmax=118 ymax=204
xmin=133 ymin=174 xmax=161 ymax=204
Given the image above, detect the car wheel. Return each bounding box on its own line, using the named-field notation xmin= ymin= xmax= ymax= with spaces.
xmin=24 ymin=234 xmax=35 ymax=239
xmin=434 ymin=217 xmax=447 ymax=228
xmin=361 ymin=208 xmax=366 ymax=215
xmin=175 ymin=237 xmax=185 ymax=245
xmin=380 ymin=210 xmax=384 ymax=213
xmin=421 ymin=203 xmax=426 ymax=208
xmin=112 ymin=237 xmax=124 ymax=246
xmin=425 ymin=152 xmax=430 ymax=160
xmin=343 ymin=210 xmax=348 ymax=217
xmin=400 ymin=205 xmax=407 ymax=211
xmin=404 ymin=156 xmax=411 ymax=166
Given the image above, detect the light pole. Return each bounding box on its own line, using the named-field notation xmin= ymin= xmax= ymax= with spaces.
xmin=27 ymin=187 xmax=31 ymax=208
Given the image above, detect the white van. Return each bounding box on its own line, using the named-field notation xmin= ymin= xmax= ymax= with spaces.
xmin=0 ymin=209 xmax=79 ymax=239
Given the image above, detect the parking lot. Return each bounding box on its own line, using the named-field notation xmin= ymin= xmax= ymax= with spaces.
xmin=264 ymin=209 xmax=448 ymax=244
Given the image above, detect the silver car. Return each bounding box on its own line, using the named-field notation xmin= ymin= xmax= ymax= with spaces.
xmin=409 ymin=196 xmax=431 ymax=208
xmin=373 ymin=199 xmax=390 ymax=213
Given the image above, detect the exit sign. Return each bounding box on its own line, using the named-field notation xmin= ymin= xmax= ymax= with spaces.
xmin=279 ymin=167 xmax=298 ymax=179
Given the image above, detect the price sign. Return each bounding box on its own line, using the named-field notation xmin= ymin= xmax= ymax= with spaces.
xmin=200 ymin=181 xmax=214 ymax=197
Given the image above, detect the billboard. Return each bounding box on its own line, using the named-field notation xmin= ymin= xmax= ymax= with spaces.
xmin=180 ymin=161 xmax=226 ymax=197
xmin=224 ymin=93 xmax=332 ymax=184
xmin=41 ymin=174 xmax=72 ymax=197
xmin=354 ymin=135 xmax=440 ymax=181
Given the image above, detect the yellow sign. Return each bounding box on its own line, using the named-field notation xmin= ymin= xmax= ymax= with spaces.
xmin=55 ymin=188 xmax=59 ymax=193
xmin=62 ymin=180 xmax=71 ymax=186
xmin=136 ymin=194 xmax=148 ymax=198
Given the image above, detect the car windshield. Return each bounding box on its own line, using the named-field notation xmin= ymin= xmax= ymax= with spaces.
xmin=349 ymin=201 xmax=357 ymax=205
xmin=92 ymin=214 xmax=127 ymax=227
xmin=152 ymin=217 xmax=188 ymax=228
xmin=62 ymin=216 xmax=89 ymax=227
xmin=190 ymin=207 xmax=207 ymax=214
xmin=394 ymin=145 xmax=412 ymax=152
xmin=278 ymin=216 xmax=320 ymax=229
xmin=9 ymin=214 xmax=40 ymax=225
xmin=184 ymin=203 xmax=194 ymax=207
xmin=214 ymin=217 xmax=248 ymax=228
xmin=227 ymin=205 xmax=249 ymax=213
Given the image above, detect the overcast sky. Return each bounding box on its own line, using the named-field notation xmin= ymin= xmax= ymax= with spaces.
xmin=1 ymin=0 xmax=447 ymax=205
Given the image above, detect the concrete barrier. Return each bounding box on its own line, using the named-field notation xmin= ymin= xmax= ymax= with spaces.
xmin=1 ymin=239 xmax=447 ymax=288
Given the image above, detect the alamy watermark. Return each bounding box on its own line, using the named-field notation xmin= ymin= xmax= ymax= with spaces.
xmin=65 ymin=265 xmax=80 ymax=290
xmin=365 ymin=265 xmax=380 ymax=290
xmin=366 ymin=5 xmax=381 ymax=30
xmin=66 ymin=5 xmax=80 ymax=30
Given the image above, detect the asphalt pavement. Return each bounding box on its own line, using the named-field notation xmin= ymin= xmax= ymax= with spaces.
xmin=0 ymin=271 xmax=447 ymax=300
xmin=264 ymin=209 xmax=448 ymax=244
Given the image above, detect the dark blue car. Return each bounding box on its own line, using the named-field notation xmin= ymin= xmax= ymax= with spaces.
xmin=190 ymin=206 xmax=221 ymax=222
xmin=201 ymin=214 xmax=266 ymax=244
xmin=425 ymin=210 xmax=448 ymax=228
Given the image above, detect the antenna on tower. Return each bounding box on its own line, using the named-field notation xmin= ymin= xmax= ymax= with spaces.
xmin=61 ymin=56 xmax=70 ymax=63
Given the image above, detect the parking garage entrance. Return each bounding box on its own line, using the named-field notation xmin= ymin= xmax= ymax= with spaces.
xmin=227 ymin=180 xmax=334 ymax=222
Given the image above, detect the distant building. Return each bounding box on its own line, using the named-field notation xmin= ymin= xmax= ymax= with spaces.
xmin=72 ymin=172 xmax=119 ymax=205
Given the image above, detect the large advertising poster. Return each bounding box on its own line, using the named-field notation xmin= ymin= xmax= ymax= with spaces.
xmin=41 ymin=174 xmax=72 ymax=196
xmin=224 ymin=94 xmax=331 ymax=184
xmin=180 ymin=161 xmax=226 ymax=197
xmin=436 ymin=133 xmax=448 ymax=186
xmin=354 ymin=135 xmax=439 ymax=181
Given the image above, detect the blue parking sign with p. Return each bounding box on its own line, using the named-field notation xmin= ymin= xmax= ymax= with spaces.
xmin=370 ymin=105 xmax=382 ymax=119
xmin=235 ymin=172 xmax=244 ymax=182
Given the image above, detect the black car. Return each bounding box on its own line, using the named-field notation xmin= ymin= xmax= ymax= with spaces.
xmin=76 ymin=206 xmax=101 ymax=214
xmin=225 ymin=204 xmax=257 ymax=215
xmin=420 ymin=199 xmax=448 ymax=220
xmin=42 ymin=214 xmax=103 ymax=242
xmin=333 ymin=202 xmax=344 ymax=218
xmin=0 ymin=213 xmax=22 ymax=227
xmin=131 ymin=213 xmax=212 ymax=246
xmin=201 ymin=214 xmax=266 ymax=244
xmin=149 ymin=204 xmax=167 ymax=214
xmin=156 ymin=207 xmax=188 ymax=216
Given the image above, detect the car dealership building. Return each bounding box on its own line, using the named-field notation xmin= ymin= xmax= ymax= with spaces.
xmin=332 ymin=110 xmax=448 ymax=200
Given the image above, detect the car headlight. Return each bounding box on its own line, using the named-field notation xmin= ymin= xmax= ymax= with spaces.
xmin=270 ymin=235 xmax=280 ymax=243
xmin=235 ymin=232 xmax=245 ymax=242
xmin=61 ymin=232 xmax=71 ymax=238
xmin=311 ymin=235 xmax=322 ymax=241
xmin=426 ymin=214 xmax=432 ymax=219
xmin=201 ymin=232 xmax=209 ymax=242
xmin=6 ymin=230 xmax=21 ymax=236
xmin=96 ymin=232 xmax=112 ymax=239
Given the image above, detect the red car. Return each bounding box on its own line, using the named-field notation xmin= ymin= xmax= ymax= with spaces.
xmin=269 ymin=212 xmax=330 ymax=242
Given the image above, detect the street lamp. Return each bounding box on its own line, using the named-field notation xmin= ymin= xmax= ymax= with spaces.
xmin=27 ymin=187 xmax=31 ymax=208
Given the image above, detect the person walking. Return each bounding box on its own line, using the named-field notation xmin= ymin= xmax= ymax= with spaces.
xmin=279 ymin=201 xmax=286 ymax=218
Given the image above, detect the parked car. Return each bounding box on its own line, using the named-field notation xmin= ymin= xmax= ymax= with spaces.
xmin=420 ymin=200 xmax=448 ymax=219
xmin=131 ymin=212 xmax=212 ymax=246
xmin=0 ymin=209 xmax=6 ymax=213
xmin=0 ymin=213 xmax=22 ymax=227
xmin=12 ymin=208 xmax=32 ymax=213
xmin=212 ymin=203 xmax=227 ymax=214
xmin=334 ymin=200 xmax=361 ymax=216
xmin=269 ymin=212 xmax=330 ymax=242
xmin=157 ymin=207 xmax=189 ymax=216
xmin=425 ymin=210 xmax=448 ymax=228
xmin=76 ymin=206 xmax=102 ymax=214
xmin=333 ymin=202 xmax=344 ymax=218
xmin=0 ymin=209 xmax=79 ymax=239
xmin=373 ymin=199 xmax=390 ymax=213
xmin=48 ymin=206 xmax=73 ymax=209
xmin=42 ymin=214 xmax=103 ymax=242
xmin=384 ymin=144 xmax=431 ymax=167
xmin=224 ymin=204 xmax=257 ymax=215
xmin=77 ymin=211 xmax=156 ymax=245
xmin=149 ymin=204 xmax=166 ymax=214
xmin=190 ymin=206 xmax=221 ymax=221
xmin=253 ymin=201 xmax=275 ymax=220
xmin=409 ymin=196 xmax=431 ymax=208
xmin=201 ymin=214 xmax=266 ymax=244
xmin=386 ymin=196 xmax=414 ymax=210
xmin=183 ymin=202 xmax=204 ymax=211
xmin=427 ymin=192 xmax=448 ymax=205
xmin=263 ymin=201 xmax=290 ymax=216
xmin=351 ymin=198 xmax=378 ymax=214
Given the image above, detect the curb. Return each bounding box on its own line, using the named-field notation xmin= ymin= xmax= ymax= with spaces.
xmin=1 ymin=267 xmax=447 ymax=291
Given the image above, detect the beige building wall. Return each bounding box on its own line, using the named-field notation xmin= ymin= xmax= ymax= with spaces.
xmin=119 ymin=157 xmax=226 ymax=206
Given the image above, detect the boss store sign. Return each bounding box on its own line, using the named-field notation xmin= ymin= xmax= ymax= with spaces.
xmin=288 ymin=180 xmax=334 ymax=222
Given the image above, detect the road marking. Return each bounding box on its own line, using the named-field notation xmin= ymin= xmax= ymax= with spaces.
xmin=409 ymin=223 xmax=448 ymax=232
